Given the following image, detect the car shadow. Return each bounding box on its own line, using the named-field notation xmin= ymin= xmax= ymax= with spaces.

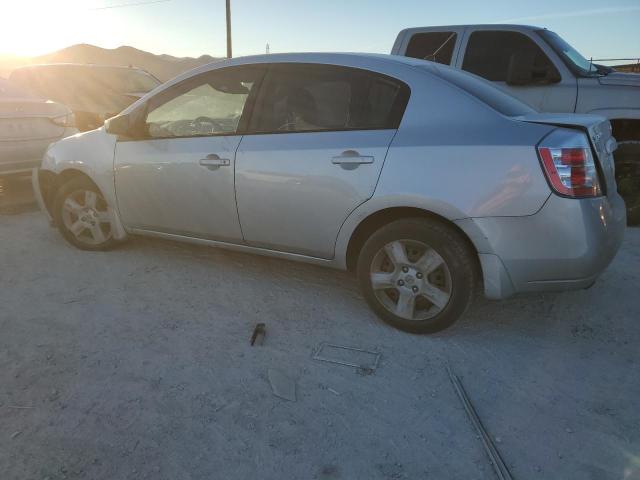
xmin=116 ymin=232 xmax=569 ymax=337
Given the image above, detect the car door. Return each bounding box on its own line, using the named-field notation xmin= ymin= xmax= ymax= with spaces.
xmin=235 ymin=63 xmax=410 ymax=258
xmin=114 ymin=65 xmax=264 ymax=242
xmin=458 ymin=29 xmax=577 ymax=113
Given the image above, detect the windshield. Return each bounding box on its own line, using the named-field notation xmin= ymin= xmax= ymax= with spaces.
xmin=102 ymin=68 xmax=161 ymax=93
xmin=537 ymin=29 xmax=597 ymax=76
xmin=12 ymin=66 xmax=161 ymax=96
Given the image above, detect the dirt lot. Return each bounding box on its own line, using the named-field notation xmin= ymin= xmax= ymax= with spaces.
xmin=1 ymin=177 xmax=639 ymax=480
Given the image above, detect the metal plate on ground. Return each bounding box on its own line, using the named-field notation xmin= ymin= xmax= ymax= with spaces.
xmin=312 ymin=343 xmax=381 ymax=371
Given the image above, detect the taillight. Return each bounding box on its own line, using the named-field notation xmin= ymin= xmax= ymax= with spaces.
xmin=538 ymin=144 xmax=601 ymax=198
xmin=51 ymin=112 xmax=75 ymax=128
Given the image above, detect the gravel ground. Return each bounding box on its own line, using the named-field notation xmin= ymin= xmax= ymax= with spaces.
xmin=1 ymin=179 xmax=639 ymax=480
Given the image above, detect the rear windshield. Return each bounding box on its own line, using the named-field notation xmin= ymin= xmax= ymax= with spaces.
xmin=427 ymin=64 xmax=536 ymax=117
xmin=0 ymin=78 xmax=32 ymax=98
xmin=11 ymin=66 xmax=160 ymax=95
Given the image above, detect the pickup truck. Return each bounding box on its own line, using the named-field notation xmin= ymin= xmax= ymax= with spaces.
xmin=392 ymin=24 xmax=639 ymax=223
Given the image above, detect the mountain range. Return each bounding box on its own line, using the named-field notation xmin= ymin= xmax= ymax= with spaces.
xmin=0 ymin=44 xmax=221 ymax=81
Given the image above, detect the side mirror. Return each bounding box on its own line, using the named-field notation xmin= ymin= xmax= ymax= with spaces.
xmin=104 ymin=114 xmax=132 ymax=136
xmin=506 ymin=50 xmax=536 ymax=86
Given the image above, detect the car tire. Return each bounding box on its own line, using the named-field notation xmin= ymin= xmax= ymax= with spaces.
xmin=614 ymin=142 xmax=640 ymax=225
xmin=357 ymin=218 xmax=477 ymax=334
xmin=53 ymin=176 xmax=119 ymax=251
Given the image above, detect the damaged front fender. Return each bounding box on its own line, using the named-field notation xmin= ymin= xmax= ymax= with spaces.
xmin=33 ymin=128 xmax=128 ymax=240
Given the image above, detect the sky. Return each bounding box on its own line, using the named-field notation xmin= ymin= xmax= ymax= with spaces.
xmin=0 ymin=0 xmax=638 ymax=61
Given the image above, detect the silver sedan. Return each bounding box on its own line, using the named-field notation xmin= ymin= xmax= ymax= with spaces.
xmin=33 ymin=53 xmax=626 ymax=333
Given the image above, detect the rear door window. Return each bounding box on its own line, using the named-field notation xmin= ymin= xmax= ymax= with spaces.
xmin=248 ymin=64 xmax=410 ymax=134
xmin=404 ymin=32 xmax=458 ymax=65
xmin=0 ymin=79 xmax=32 ymax=98
xmin=462 ymin=30 xmax=558 ymax=82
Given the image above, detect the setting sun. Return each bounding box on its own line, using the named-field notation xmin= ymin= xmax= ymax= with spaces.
xmin=1 ymin=1 xmax=639 ymax=479
xmin=1 ymin=1 xmax=106 ymax=57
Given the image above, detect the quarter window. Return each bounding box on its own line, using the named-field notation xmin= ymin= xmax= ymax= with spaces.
xmin=462 ymin=31 xmax=558 ymax=82
xmin=404 ymin=32 xmax=458 ymax=65
xmin=248 ymin=64 xmax=409 ymax=134
xmin=144 ymin=67 xmax=262 ymax=138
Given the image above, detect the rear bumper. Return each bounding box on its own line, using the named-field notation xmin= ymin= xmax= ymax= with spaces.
xmin=462 ymin=192 xmax=626 ymax=299
xmin=0 ymin=128 xmax=77 ymax=176
xmin=0 ymin=162 xmax=41 ymax=176
xmin=0 ymin=155 xmax=43 ymax=176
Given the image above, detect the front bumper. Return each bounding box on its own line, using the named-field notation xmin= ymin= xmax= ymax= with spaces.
xmin=464 ymin=192 xmax=626 ymax=299
xmin=31 ymin=168 xmax=55 ymax=224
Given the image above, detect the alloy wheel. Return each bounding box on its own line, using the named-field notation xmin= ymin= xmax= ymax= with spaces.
xmin=369 ymin=239 xmax=452 ymax=321
xmin=61 ymin=189 xmax=113 ymax=246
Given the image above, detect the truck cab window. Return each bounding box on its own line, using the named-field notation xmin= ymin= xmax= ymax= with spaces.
xmin=462 ymin=31 xmax=559 ymax=83
xmin=405 ymin=32 xmax=457 ymax=65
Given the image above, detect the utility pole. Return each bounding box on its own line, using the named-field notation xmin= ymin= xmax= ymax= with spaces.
xmin=226 ymin=0 xmax=232 ymax=58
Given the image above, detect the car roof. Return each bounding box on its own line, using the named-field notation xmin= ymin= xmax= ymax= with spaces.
xmin=173 ymin=52 xmax=435 ymax=83
xmin=398 ymin=24 xmax=544 ymax=32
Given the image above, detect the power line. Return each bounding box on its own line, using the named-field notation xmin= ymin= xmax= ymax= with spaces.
xmin=89 ymin=0 xmax=171 ymax=10
xmin=226 ymin=0 xmax=232 ymax=58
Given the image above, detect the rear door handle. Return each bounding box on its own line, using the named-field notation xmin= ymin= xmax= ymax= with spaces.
xmin=332 ymin=150 xmax=374 ymax=168
xmin=199 ymin=153 xmax=230 ymax=169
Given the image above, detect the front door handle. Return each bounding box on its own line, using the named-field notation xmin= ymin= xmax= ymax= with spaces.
xmin=332 ymin=150 xmax=374 ymax=169
xmin=199 ymin=153 xmax=230 ymax=169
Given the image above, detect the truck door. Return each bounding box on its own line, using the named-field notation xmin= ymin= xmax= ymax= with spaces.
xmin=457 ymin=29 xmax=577 ymax=113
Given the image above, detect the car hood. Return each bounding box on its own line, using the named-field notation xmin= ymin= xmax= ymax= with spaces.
xmin=0 ymin=98 xmax=71 ymax=119
xmin=598 ymin=71 xmax=640 ymax=87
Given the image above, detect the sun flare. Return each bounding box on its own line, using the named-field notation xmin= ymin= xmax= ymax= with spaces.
xmin=0 ymin=1 xmax=95 ymax=57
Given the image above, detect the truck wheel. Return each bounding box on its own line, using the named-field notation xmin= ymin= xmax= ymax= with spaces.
xmin=357 ymin=218 xmax=477 ymax=334
xmin=53 ymin=176 xmax=118 ymax=251
xmin=614 ymin=142 xmax=640 ymax=225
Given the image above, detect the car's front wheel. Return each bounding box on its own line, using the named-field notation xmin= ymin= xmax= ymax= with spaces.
xmin=53 ymin=176 xmax=118 ymax=251
xmin=357 ymin=218 xmax=477 ymax=334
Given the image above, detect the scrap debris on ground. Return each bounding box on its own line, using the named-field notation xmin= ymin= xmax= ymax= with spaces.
xmin=1 ymin=187 xmax=639 ymax=480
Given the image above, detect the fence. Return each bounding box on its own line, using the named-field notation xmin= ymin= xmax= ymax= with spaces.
xmin=593 ymin=58 xmax=640 ymax=73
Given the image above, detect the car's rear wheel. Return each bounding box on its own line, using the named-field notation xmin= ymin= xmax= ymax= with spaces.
xmin=53 ymin=176 xmax=117 ymax=251
xmin=357 ymin=218 xmax=477 ymax=333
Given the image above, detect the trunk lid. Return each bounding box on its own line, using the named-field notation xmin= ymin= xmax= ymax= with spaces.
xmin=0 ymin=98 xmax=70 ymax=119
xmin=0 ymin=99 xmax=69 ymax=141
xmin=515 ymin=113 xmax=618 ymax=195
